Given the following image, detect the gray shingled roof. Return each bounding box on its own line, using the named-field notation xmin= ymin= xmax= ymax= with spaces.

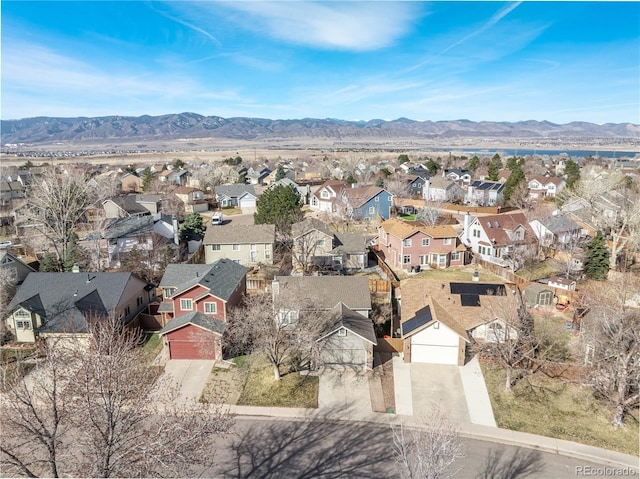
xmin=203 ymin=224 xmax=275 ymax=245
xmin=214 ymin=184 xmax=256 ymax=199
xmin=541 ymin=214 xmax=580 ymax=234
xmin=158 ymin=311 xmax=227 ymax=336
xmin=105 ymin=195 xmax=150 ymax=215
xmin=331 ymin=232 xmax=371 ymax=254
xmin=319 ymin=303 xmax=376 ymax=345
xmin=6 ymin=272 xmax=143 ymax=334
xmin=275 ymin=276 xmax=371 ymax=311
xmin=103 ymin=215 xmax=155 ymax=239
xmin=291 ymin=217 xmax=332 ymax=239
xmin=159 ymin=259 xmax=247 ymax=301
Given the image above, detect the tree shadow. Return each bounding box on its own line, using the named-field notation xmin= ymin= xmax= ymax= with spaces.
xmin=476 ymin=448 xmax=545 ymax=479
xmin=221 ymin=408 xmax=392 ymax=478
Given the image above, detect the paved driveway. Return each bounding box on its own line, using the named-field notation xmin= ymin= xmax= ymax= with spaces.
xmin=410 ymin=363 xmax=471 ymax=423
xmin=318 ymin=370 xmax=372 ymax=419
xmin=162 ymin=360 xmax=215 ymax=402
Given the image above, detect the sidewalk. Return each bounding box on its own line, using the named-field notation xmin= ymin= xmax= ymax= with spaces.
xmin=459 ymin=356 xmax=496 ymax=427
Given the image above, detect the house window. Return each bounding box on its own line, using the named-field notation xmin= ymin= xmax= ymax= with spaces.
xmin=232 ymin=244 xmax=240 ymax=251
xmin=403 ymin=255 xmax=411 ymax=264
xmin=204 ymin=302 xmax=217 ymax=314
xmin=14 ymin=309 xmax=30 ymax=319
xmin=1 ymin=256 xmax=14 ymax=264
xmin=124 ymin=306 xmax=131 ymax=316
xmin=321 ymin=190 xmax=329 ymax=199
xmin=317 ymin=239 xmax=326 ymax=247
xmin=211 ymin=244 xmax=221 ymax=251
xmin=443 ymin=237 xmax=452 ymax=245
xmin=473 ymin=229 xmax=480 ymax=238
xmin=403 ymin=239 xmax=412 ymax=247
xmin=16 ymin=320 xmax=31 ymax=330
xmin=369 ymin=207 xmax=375 ymax=214
xmin=337 ymin=328 xmax=347 ymax=337
xmin=451 ymin=251 xmax=460 ymax=261
xmin=278 ymin=310 xmax=299 ymax=325
xmin=164 ymin=288 xmax=176 ymax=299
xmin=422 ymin=238 xmax=430 ymax=246
xmin=136 ymin=296 xmax=143 ymax=307
xmin=180 ymin=299 xmax=193 ymax=311
xmin=419 ymin=255 xmax=428 ymax=265
xmin=439 ymin=255 xmax=447 ymax=264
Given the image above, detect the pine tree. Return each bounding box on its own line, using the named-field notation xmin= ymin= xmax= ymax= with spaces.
xmin=583 ymin=231 xmax=610 ymax=280
xmin=180 ymin=213 xmax=205 ymax=242
xmin=486 ymin=154 xmax=502 ymax=181
xmin=275 ymin=165 xmax=286 ymax=181
xmin=254 ymin=184 xmax=302 ymax=234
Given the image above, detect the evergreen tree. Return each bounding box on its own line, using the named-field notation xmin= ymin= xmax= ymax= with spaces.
xmin=564 ymin=159 xmax=581 ymax=189
xmin=375 ymin=177 xmax=385 ymax=188
xmin=141 ymin=167 xmax=152 ymax=192
xmin=583 ymin=231 xmax=610 ymax=280
xmin=486 ymin=154 xmax=502 ymax=181
xmin=502 ymin=166 xmax=526 ymax=205
xmin=254 ymin=184 xmax=302 ymax=233
xmin=173 ymin=159 xmax=185 ymax=170
xmin=466 ymin=155 xmax=480 ymax=172
xmin=397 ymin=154 xmax=409 ymax=164
xmin=275 ymin=165 xmax=286 ymax=181
xmin=180 ymin=213 xmax=205 ymax=242
xmin=425 ymin=158 xmax=441 ymax=176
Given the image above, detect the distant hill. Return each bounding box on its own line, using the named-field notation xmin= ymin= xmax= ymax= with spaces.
xmin=1 ymin=113 xmax=638 ymax=145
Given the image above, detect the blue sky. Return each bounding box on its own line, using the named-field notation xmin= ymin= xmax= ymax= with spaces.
xmin=2 ymin=1 xmax=639 ymax=124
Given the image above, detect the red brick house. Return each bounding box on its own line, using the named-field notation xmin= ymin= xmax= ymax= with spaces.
xmin=377 ymin=218 xmax=466 ymax=270
xmin=157 ymin=259 xmax=247 ymax=359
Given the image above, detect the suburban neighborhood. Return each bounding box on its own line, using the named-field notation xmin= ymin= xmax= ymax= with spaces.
xmin=1 ymin=149 xmax=638 ymax=476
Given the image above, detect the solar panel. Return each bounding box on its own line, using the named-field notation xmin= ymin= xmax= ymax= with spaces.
xmin=450 ymin=282 xmax=507 ymax=296
xmin=401 ymin=306 xmax=432 ymax=336
xmin=479 ymin=183 xmax=492 ymax=190
xmin=460 ymin=294 xmax=481 ymax=307
xmin=492 ymin=183 xmax=503 ymax=191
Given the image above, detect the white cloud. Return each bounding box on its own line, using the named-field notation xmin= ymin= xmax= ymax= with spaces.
xmin=218 ymin=1 xmax=423 ymax=51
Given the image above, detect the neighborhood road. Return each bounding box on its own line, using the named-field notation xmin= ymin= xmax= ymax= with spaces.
xmin=200 ymin=418 xmax=632 ymax=478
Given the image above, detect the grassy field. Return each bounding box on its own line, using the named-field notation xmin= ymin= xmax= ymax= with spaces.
xmin=138 ymin=333 xmax=163 ymax=364
xmin=481 ymin=363 xmax=639 ymax=456
xmin=201 ymin=355 xmax=319 ymax=408
xmin=516 ymin=258 xmax=565 ymax=281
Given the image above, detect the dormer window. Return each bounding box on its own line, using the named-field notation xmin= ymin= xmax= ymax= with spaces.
xmin=321 ymin=190 xmax=330 ymax=199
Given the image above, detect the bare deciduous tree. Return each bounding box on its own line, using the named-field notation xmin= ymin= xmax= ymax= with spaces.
xmin=390 ymin=405 xmax=465 ymax=479
xmin=416 ymin=200 xmax=444 ymax=226
xmin=226 ymin=291 xmax=331 ymax=380
xmin=0 ymin=315 xmax=233 ymax=477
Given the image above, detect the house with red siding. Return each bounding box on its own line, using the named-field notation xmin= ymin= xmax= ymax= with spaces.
xmin=157 ymin=259 xmax=247 ymax=359
xmin=377 ymin=218 xmax=466 ymax=270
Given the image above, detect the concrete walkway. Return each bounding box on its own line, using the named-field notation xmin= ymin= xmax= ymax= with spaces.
xmin=392 ymin=356 xmax=413 ymax=415
xmin=459 ymin=356 xmax=497 ymax=427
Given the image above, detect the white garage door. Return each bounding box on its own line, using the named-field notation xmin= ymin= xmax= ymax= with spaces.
xmin=322 ymin=349 xmax=366 ymax=368
xmin=411 ymin=344 xmax=458 ymax=365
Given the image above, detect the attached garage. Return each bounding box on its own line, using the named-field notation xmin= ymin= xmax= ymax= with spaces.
xmin=238 ymin=192 xmax=257 ymax=214
xmin=410 ymin=341 xmax=459 ymax=365
xmin=159 ymin=311 xmax=226 ymax=360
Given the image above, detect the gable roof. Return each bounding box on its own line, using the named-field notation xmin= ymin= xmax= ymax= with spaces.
xmin=400 ymin=299 xmax=469 ymax=341
xmin=214 ymin=184 xmax=256 ymax=199
xmin=160 ymin=259 xmax=247 ymax=301
xmin=104 ymin=195 xmax=150 ymax=215
xmin=331 ymin=232 xmax=371 ymax=254
xmin=203 ymin=224 xmax=275 ymax=245
xmin=291 ymin=217 xmax=332 ymax=239
xmin=313 ymin=180 xmax=348 ymax=200
xmin=380 ymin=218 xmax=458 ymax=240
xmin=317 ymin=303 xmax=376 ymax=345
xmin=342 ymin=186 xmax=388 ymax=208
xmin=275 ymin=276 xmax=372 ymax=311
xmin=539 ymin=214 xmax=580 ymax=234
xmin=158 ymin=311 xmax=227 ymax=336
xmin=470 ymin=180 xmax=505 ymax=193
xmin=473 ymin=212 xmax=536 ymax=246
xmin=6 ymin=272 xmax=146 ymax=333
xmin=428 ymin=176 xmax=460 ymax=189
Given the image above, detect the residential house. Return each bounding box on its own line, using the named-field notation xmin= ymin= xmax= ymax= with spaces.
xmin=423 ymin=176 xmax=465 ymax=202
xmin=310 ymin=180 xmax=348 ymax=213
xmin=156 ymin=259 xmax=247 ymax=359
xmin=272 ymin=276 xmax=375 ymax=369
xmin=377 ymin=218 xmax=465 ymax=270
xmin=291 ymin=218 xmax=371 ymax=273
xmin=465 ymin=180 xmax=505 ymax=206
xmin=159 ymin=169 xmax=189 ymax=185
xmin=203 ymin=224 xmax=275 ymax=266
xmin=399 ymin=278 xmax=517 ymax=365
xmin=102 ymin=214 xmax=178 ymax=268
xmin=102 ymin=194 xmax=162 ymax=219
xmin=548 ymin=275 xmax=576 ymax=292
xmin=263 ymin=167 xmax=295 ymax=185
xmin=444 ymin=168 xmax=472 ymax=184
xmin=405 ymin=175 xmax=426 ymax=197
xmin=526 ymin=175 xmax=566 ymax=198
xmin=461 ymin=212 xmax=538 ymax=269
xmin=214 ymin=184 xmax=257 ymax=212
xmin=4 ymin=272 xmax=156 ymax=343
xmin=530 ymin=214 xmax=582 ymax=248
xmin=246 ymin=167 xmax=271 ymax=185
xmin=267 ymin=177 xmax=310 ymax=204
xmin=338 ymin=186 xmax=393 ymax=221
xmin=0 ymin=181 xmax=25 ymax=205
xmin=173 ymin=186 xmax=209 ymax=213
xmin=0 ymin=249 xmax=36 ymax=286
xmin=120 ymin=173 xmax=144 ymax=193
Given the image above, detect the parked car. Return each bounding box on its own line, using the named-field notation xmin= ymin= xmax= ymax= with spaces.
xmin=0 ymin=241 xmax=12 ymax=249
xmin=211 ymin=212 xmax=223 ymax=225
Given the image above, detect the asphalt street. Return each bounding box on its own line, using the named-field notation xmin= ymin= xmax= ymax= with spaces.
xmin=200 ymin=418 xmax=633 ymax=479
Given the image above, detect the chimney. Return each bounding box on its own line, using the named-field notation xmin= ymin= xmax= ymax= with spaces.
xmin=71 ymin=264 xmax=80 ymax=273
xmin=463 ymin=211 xmax=471 ymax=244
xmin=172 ymin=215 xmax=179 ymax=245
xmin=272 ymin=277 xmax=279 ymax=298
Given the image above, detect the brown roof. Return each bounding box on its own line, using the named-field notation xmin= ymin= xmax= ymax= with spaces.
xmin=174 ymin=186 xmax=200 ymax=194
xmin=342 ymin=186 xmax=385 ymax=208
xmin=399 ymin=278 xmax=517 ymax=331
xmin=474 ymin=212 xmax=537 ymax=247
xmin=380 ymin=218 xmax=457 ymax=240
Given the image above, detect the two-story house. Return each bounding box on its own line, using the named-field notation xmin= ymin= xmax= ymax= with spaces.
xmin=423 ymin=176 xmax=465 ymax=202
xmin=526 ymin=175 xmax=566 ymax=198
xmin=203 ymin=224 xmax=275 ymax=265
xmin=444 ymin=168 xmax=472 ymax=184
xmin=173 ymin=186 xmax=209 ymax=213
xmin=530 ymin=214 xmax=582 ymax=248
xmin=338 ymin=186 xmax=393 ymax=220
xmin=4 ymin=272 xmax=156 ymax=343
xmin=310 ymin=180 xmax=348 ymax=213
xmin=377 ymin=218 xmax=466 ymax=270
xmin=465 ymin=180 xmax=505 ymax=206
xmin=461 ymin=212 xmax=538 ymax=269
xmin=102 ymin=194 xmax=163 ymax=219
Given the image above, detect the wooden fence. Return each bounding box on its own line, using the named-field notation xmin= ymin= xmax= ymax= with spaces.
xmin=369 ymin=279 xmax=391 ymax=293
xmin=375 ymin=337 xmax=403 ymax=353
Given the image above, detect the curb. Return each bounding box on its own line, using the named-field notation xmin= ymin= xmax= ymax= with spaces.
xmin=222 ymin=404 xmax=639 ymax=470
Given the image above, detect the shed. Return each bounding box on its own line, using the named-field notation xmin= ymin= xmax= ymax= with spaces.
xmin=522 ymin=283 xmax=555 ymax=307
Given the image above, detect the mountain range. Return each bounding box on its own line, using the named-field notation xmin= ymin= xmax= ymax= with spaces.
xmin=1 ymin=113 xmax=638 ymax=145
